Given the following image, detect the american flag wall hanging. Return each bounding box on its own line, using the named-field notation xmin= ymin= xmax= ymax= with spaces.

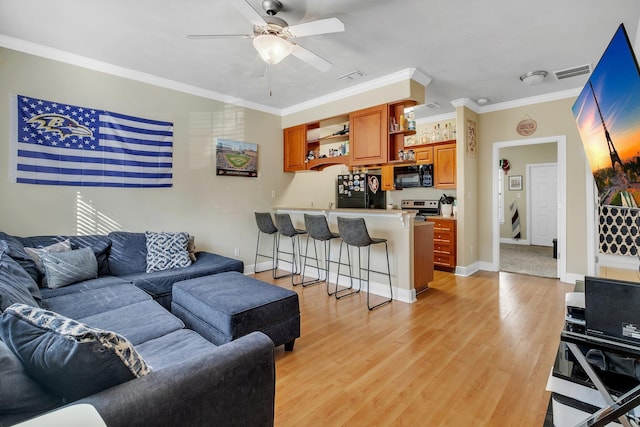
xmin=9 ymin=94 xmax=173 ymax=188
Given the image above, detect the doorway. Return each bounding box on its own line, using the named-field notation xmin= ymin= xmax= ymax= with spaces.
xmin=492 ymin=136 xmax=567 ymax=281
xmin=528 ymin=163 xmax=558 ymax=247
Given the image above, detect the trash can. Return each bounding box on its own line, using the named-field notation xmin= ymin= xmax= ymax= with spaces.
xmin=553 ymin=238 xmax=558 ymax=259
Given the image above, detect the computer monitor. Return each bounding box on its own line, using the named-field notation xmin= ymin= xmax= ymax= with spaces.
xmin=585 ymin=275 xmax=640 ymax=345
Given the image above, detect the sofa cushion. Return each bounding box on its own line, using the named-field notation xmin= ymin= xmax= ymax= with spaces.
xmin=145 ymin=231 xmax=192 ymax=273
xmin=40 ymin=247 xmax=98 ymax=289
xmin=121 ymin=252 xmax=244 ymax=308
xmin=0 ymin=339 xmax=61 ymax=422
xmin=24 ymin=239 xmax=72 ymax=280
xmin=40 ymin=275 xmax=131 ymax=299
xmin=107 ymin=231 xmax=148 ymax=275
xmin=43 ymin=284 xmax=151 ymax=319
xmin=78 ymin=300 xmax=184 ymax=345
xmin=0 ymin=250 xmax=40 ymax=311
xmin=135 ymin=329 xmax=217 ymax=371
xmin=19 ymin=235 xmax=112 ymax=278
xmin=0 ymin=234 xmax=39 ymax=283
xmin=0 ymin=304 xmax=150 ymax=402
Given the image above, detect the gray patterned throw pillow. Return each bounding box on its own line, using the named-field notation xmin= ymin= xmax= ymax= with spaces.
xmin=145 ymin=231 xmax=192 ymax=273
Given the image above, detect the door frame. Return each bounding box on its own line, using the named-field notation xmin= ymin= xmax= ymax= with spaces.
xmin=492 ymin=135 xmax=568 ymax=282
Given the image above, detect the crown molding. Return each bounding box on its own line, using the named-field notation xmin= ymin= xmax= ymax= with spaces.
xmin=280 ymin=68 xmax=432 ymax=116
xmin=451 ymin=98 xmax=481 ymax=113
xmin=0 ymin=34 xmax=281 ymax=115
xmin=477 ymin=88 xmax=582 ymax=113
xmin=0 ymin=33 xmax=581 ymax=119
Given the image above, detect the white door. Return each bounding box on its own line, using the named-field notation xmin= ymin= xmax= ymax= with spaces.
xmin=529 ymin=163 xmax=557 ymax=246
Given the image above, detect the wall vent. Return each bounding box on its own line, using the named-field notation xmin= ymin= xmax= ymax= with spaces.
xmin=553 ymin=64 xmax=592 ymax=80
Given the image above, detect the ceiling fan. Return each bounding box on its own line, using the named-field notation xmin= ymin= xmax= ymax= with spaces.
xmin=188 ymin=0 xmax=345 ymax=93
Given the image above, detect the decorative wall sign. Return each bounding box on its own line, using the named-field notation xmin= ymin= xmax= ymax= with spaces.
xmin=465 ymin=119 xmax=477 ymax=157
xmin=516 ymin=115 xmax=537 ymax=136
xmin=216 ymin=138 xmax=258 ymax=178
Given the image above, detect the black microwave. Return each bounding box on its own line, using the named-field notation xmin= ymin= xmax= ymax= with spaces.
xmin=393 ymin=164 xmax=433 ymax=188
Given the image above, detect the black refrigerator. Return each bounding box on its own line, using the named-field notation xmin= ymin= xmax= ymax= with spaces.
xmin=336 ymin=173 xmax=386 ymax=209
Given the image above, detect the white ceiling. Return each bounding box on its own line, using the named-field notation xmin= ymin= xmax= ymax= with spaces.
xmin=1 ymin=0 xmax=640 ymax=118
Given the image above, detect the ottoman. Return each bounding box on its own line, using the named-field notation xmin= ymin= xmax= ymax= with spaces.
xmin=171 ymin=271 xmax=300 ymax=351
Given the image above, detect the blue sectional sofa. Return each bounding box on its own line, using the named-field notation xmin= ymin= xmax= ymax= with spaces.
xmin=0 ymin=231 xmax=276 ymax=427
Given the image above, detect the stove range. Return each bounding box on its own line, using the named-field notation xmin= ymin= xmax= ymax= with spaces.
xmin=401 ymin=199 xmax=440 ymax=217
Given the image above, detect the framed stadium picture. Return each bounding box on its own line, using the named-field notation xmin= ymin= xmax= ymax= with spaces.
xmin=215 ymin=138 xmax=258 ymax=178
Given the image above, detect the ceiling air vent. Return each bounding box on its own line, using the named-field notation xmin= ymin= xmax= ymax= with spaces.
xmin=337 ymin=70 xmax=366 ymax=81
xmin=553 ymin=64 xmax=592 ymax=80
xmin=424 ymin=102 xmax=440 ymax=109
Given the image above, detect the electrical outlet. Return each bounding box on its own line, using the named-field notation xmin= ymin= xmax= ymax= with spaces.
xmin=271 ymin=190 xmax=276 ymax=199
xmin=234 ymin=248 xmax=239 ymax=257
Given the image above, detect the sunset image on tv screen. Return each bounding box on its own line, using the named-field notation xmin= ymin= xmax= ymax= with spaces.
xmin=572 ymin=24 xmax=640 ymax=207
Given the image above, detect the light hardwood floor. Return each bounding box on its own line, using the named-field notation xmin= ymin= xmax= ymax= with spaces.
xmin=251 ymin=269 xmax=575 ymax=426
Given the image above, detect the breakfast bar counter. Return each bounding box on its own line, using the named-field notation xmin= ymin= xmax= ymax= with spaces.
xmin=274 ymin=207 xmax=434 ymax=303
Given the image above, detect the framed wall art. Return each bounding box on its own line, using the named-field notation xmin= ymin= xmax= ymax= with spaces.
xmin=216 ymin=138 xmax=258 ymax=178
xmin=466 ymin=119 xmax=477 ymax=157
xmin=508 ymin=175 xmax=523 ymax=191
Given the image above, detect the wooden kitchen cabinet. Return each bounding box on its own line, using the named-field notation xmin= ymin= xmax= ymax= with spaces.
xmin=283 ymin=124 xmax=307 ymax=172
xmin=434 ymin=142 xmax=456 ymax=188
xmin=427 ymin=217 xmax=456 ymax=271
xmin=381 ymin=165 xmax=395 ymax=191
xmin=413 ymin=146 xmax=433 ymax=164
xmin=349 ymin=104 xmax=388 ymax=166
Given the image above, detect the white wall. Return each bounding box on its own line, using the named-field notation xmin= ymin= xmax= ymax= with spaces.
xmin=0 ymin=47 xmax=291 ymax=268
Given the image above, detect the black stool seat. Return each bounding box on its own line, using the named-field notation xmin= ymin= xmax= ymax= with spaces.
xmin=274 ymin=213 xmax=307 ymax=285
xmin=302 ymin=214 xmax=340 ymax=290
xmin=335 ymin=217 xmax=392 ymax=310
xmin=254 ymin=212 xmax=278 ymax=275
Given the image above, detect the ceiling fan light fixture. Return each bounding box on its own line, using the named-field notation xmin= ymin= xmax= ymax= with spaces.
xmin=253 ymin=34 xmax=292 ymax=65
xmin=519 ymin=70 xmax=548 ymax=86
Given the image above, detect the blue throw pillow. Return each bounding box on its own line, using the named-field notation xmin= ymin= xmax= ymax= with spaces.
xmin=40 ymin=247 xmax=98 ymax=289
xmin=0 ymin=250 xmax=40 ymax=311
xmin=0 ymin=236 xmax=39 ymax=283
xmin=0 ymin=340 xmax=60 ymax=419
xmin=0 ymin=304 xmax=151 ymax=402
xmin=107 ymin=231 xmax=148 ymax=275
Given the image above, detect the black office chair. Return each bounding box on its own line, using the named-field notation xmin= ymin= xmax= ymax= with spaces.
xmin=335 ymin=216 xmax=392 ymax=310
xmin=302 ymin=214 xmax=340 ymax=290
xmin=274 ymin=213 xmax=307 ymax=285
xmin=253 ymin=212 xmax=279 ymax=276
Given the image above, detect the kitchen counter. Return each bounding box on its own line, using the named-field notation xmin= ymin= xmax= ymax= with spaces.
xmin=274 ymin=207 xmax=434 ymax=303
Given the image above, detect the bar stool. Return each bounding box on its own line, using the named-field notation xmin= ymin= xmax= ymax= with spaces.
xmin=253 ymin=212 xmax=279 ymax=275
xmin=274 ymin=213 xmax=307 ymax=285
xmin=335 ymin=216 xmax=392 ymax=310
xmin=302 ymin=214 xmax=340 ymax=290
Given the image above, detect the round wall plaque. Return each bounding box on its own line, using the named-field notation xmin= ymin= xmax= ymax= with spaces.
xmin=516 ymin=118 xmax=537 ymax=136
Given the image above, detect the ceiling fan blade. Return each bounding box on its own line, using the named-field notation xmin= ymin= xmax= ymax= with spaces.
xmin=286 ymin=17 xmax=345 ymax=38
xmin=187 ymin=34 xmax=254 ymax=39
xmin=231 ymin=0 xmax=267 ymax=27
xmin=250 ymin=54 xmax=267 ymax=78
xmin=290 ymin=44 xmax=333 ymax=72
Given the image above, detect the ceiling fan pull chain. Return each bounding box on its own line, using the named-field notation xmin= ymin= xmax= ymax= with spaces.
xmin=268 ymin=63 xmax=272 ymax=97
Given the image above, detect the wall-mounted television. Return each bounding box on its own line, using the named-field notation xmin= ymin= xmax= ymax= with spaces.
xmin=572 ymin=24 xmax=640 ymax=207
